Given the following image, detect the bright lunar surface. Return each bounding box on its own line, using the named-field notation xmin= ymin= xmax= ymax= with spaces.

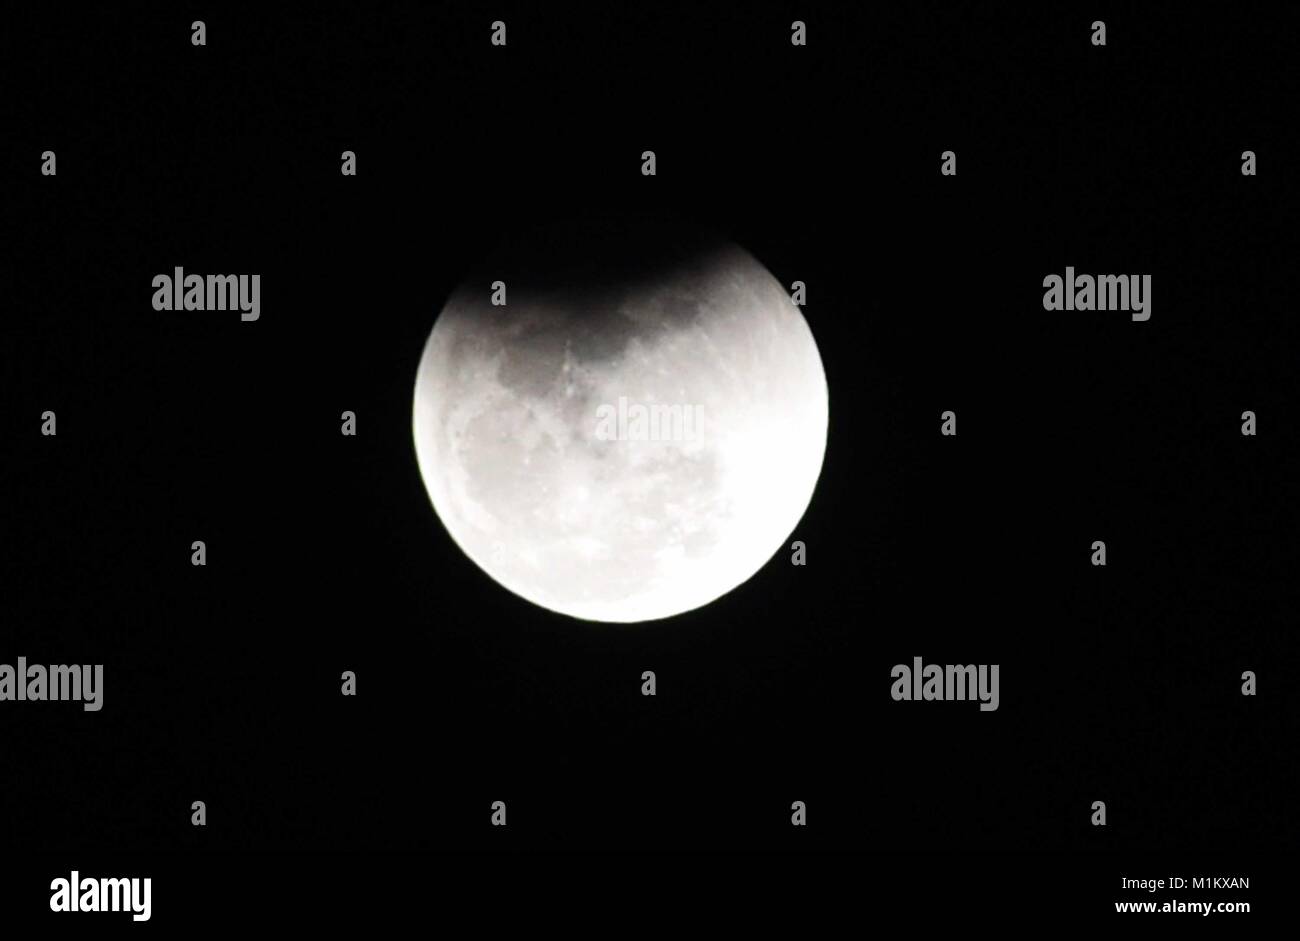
xmin=412 ymin=223 xmax=828 ymax=623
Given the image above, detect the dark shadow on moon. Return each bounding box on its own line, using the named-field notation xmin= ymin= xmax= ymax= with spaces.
xmin=445 ymin=215 xmax=741 ymax=400
xmin=470 ymin=214 xmax=737 ymax=305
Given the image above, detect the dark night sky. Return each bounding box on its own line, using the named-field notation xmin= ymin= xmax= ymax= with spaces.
xmin=4 ymin=2 xmax=1297 ymax=876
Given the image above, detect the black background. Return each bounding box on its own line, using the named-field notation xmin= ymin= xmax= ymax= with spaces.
xmin=4 ymin=0 xmax=1297 ymax=917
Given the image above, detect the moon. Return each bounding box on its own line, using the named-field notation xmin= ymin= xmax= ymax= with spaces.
xmin=412 ymin=221 xmax=828 ymax=623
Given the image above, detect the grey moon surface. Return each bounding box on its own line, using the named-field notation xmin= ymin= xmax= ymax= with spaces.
xmin=412 ymin=238 xmax=828 ymax=623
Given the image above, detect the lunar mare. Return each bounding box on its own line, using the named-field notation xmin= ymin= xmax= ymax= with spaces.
xmin=412 ymin=233 xmax=828 ymax=623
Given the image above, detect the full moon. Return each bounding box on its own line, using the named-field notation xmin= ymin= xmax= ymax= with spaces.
xmin=412 ymin=221 xmax=828 ymax=623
